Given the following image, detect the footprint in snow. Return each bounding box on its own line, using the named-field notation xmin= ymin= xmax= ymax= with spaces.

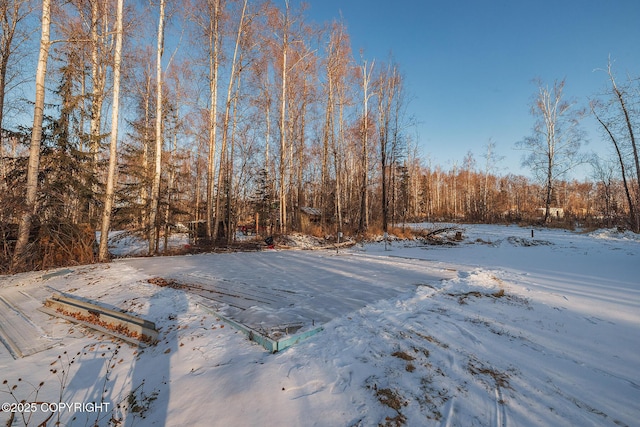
xmin=330 ymin=370 xmax=352 ymax=394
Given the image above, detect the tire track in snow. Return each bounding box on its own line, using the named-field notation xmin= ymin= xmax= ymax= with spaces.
xmin=397 ymin=291 xmax=518 ymax=427
xmin=495 ymin=385 xmax=507 ymax=427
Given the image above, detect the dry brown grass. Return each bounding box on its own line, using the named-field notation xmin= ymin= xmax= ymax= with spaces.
xmin=391 ymin=350 xmax=415 ymax=361
xmin=467 ymin=361 xmax=512 ymax=390
xmin=389 ymin=226 xmax=416 ymax=239
xmin=362 ymin=224 xmax=420 ymax=240
xmin=306 ymin=224 xmax=325 ymax=238
xmin=376 ymin=387 xmax=407 ymax=412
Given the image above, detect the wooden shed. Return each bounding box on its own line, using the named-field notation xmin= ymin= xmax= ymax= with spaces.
xmin=299 ymin=207 xmax=322 ymax=231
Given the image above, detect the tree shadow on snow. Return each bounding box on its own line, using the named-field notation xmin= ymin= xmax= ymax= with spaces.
xmin=122 ymin=289 xmax=188 ymax=426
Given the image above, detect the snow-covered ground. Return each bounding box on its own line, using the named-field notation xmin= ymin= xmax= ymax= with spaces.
xmin=99 ymin=230 xmax=190 ymax=257
xmin=0 ymin=224 xmax=638 ymax=426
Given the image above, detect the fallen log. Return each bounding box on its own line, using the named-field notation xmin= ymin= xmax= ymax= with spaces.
xmin=419 ymin=227 xmax=465 ymax=245
xmin=424 ymin=227 xmax=462 ymax=238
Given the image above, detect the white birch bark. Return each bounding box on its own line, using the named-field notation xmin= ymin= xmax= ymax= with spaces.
xmin=98 ymin=0 xmax=124 ymax=262
xmin=148 ymin=0 xmax=165 ymax=254
xmin=205 ymin=0 xmax=220 ymax=240
xmin=278 ymin=0 xmax=289 ymax=234
xmin=12 ymin=0 xmax=51 ymax=269
xmin=213 ymin=0 xmax=247 ymax=241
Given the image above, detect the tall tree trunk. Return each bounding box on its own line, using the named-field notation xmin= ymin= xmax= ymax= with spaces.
xmin=332 ymin=129 xmax=342 ymax=233
xmin=263 ymin=94 xmax=271 ymax=232
xmin=213 ymin=0 xmax=246 ymax=242
xmin=609 ymin=71 xmax=640 ymax=190
xmin=593 ymin=110 xmax=636 ymax=230
xmin=0 ymin=50 xmax=8 ymax=186
xmin=607 ymin=65 xmax=640 ymax=231
xmin=194 ymin=142 xmax=202 ymax=223
xmin=320 ymin=76 xmax=331 ymax=228
xmin=141 ymin=64 xmax=152 ymax=228
xmin=358 ymin=59 xmax=373 ymax=232
xmin=544 ymin=149 xmax=553 ymax=223
xmin=89 ymin=0 xmax=106 ymax=223
xmin=334 ymin=84 xmax=345 ymax=233
xmin=206 ymin=0 xmax=220 ymax=240
xmin=381 ymin=145 xmax=388 ymax=232
xmin=378 ymin=72 xmax=391 ymax=233
xmin=148 ymin=0 xmax=165 ymax=254
xmin=278 ymin=0 xmax=289 ymax=234
xmin=164 ymin=130 xmax=177 ymax=253
xmin=295 ymin=74 xmax=308 ymax=225
xmin=261 ymin=71 xmax=272 ymax=234
xmin=0 ymin=46 xmax=10 ymax=186
xmin=12 ymin=0 xmax=51 ymax=270
xmin=98 ymin=0 xmax=124 ymax=262
xmin=226 ymin=70 xmax=243 ymax=244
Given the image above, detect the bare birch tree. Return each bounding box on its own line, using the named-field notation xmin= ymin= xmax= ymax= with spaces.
xmin=517 ymin=79 xmax=586 ymax=223
xmin=185 ymin=0 xmax=222 ymax=240
xmin=87 ymin=0 xmax=111 ymax=221
xmin=11 ymin=0 xmax=50 ymax=270
xmin=591 ymin=60 xmax=640 ymax=231
xmin=333 ymin=29 xmax=353 ymax=233
xmin=376 ymin=64 xmax=402 ymax=232
xmin=98 ymin=0 xmax=124 ymax=262
xmin=276 ymin=0 xmax=290 ymax=234
xmin=204 ymin=0 xmax=221 ymax=240
xmin=213 ymin=0 xmax=247 ymax=242
xmin=148 ymin=0 xmax=166 ymax=254
xmin=270 ymin=0 xmax=310 ymax=233
xmin=247 ymin=9 xmax=275 ymax=233
xmin=358 ymin=56 xmax=374 ymax=232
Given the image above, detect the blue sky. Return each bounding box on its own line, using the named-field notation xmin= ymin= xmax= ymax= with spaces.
xmin=296 ymin=0 xmax=640 ymax=179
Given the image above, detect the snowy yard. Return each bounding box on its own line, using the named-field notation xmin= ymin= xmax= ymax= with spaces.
xmin=0 ymin=224 xmax=638 ymax=426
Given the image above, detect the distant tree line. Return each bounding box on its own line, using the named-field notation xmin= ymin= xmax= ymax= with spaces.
xmin=0 ymin=0 xmax=638 ymax=273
